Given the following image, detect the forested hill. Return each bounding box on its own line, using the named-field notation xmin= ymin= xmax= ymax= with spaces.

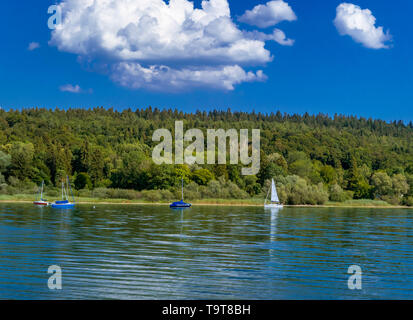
xmin=0 ymin=107 xmax=412 ymax=205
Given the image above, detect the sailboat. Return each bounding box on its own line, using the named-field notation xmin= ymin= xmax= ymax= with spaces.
xmin=264 ymin=179 xmax=283 ymax=208
xmin=33 ymin=180 xmax=49 ymax=206
xmin=51 ymin=176 xmax=75 ymax=209
xmin=170 ymin=178 xmax=192 ymax=209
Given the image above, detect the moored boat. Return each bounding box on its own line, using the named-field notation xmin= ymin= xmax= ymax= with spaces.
xmin=33 ymin=180 xmax=49 ymax=206
xmin=51 ymin=176 xmax=75 ymax=209
xmin=170 ymin=200 xmax=192 ymax=209
xmin=33 ymin=200 xmax=49 ymax=206
xmin=51 ymin=200 xmax=75 ymax=209
xmin=264 ymin=179 xmax=283 ymax=209
xmin=170 ymin=178 xmax=191 ymax=209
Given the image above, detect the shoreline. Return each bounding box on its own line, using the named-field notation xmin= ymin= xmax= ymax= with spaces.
xmin=0 ymin=199 xmax=409 ymax=209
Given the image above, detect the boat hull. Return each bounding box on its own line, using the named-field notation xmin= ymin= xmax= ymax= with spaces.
xmin=51 ymin=203 xmax=75 ymax=209
xmin=170 ymin=200 xmax=192 ymax=208
xmin=170 ymin=204 xmax=192 ymax=208
xmin=33 ymin=201 xmax=49 ymax=206
xmin=264 ymin=204 xmax=283 ymax=209
xmin=51 ymin=200 xmax=75 ymax=209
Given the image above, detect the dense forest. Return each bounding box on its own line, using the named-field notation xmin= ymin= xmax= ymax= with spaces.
xmin=0 ymin=107 xmax=412 ymax=205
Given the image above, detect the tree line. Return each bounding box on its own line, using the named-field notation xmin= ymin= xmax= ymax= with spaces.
xmin=0 ymin=107 xmax=412 ymax=205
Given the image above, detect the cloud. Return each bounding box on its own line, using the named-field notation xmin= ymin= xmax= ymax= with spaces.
xmin=111 ymin=63 xmax=266 ymax=91
xmin=238 ymin=0 xmax=297 ymax=29
xmin=245 ymin=28 xmax=295 ymax=46
xmin=28 ymin=42 xmax=40 ymax=51
xmin=59 ymin=84 xmax=82 ymax=93
xmin=49 ymin=0 xmax=294 ymax=92
xmin=334 ymin=3 xmax=392 ymax=49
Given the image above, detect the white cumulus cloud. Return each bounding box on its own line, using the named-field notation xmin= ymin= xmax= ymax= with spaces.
xmin=59 ymin=84 xmax=82 ymax=93
xmin=245 ymin=28 xmax=295 ymax=46
xmin=28 ymin=42 xmax=40 ymax=51
xmin=49 ymin=0 xmax=292 ymax=92
xmin=334 ymin=3 xmax=392 ymax=49
xmin=112 ymin=63 xmax=266 ymax=91
xmin=238 ymin=0 xmax=297 ymax=29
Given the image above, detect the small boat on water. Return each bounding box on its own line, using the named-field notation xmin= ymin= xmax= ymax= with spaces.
xmin=264 ymin=179 xmax=283 ymax=209
xmin=170 ymin=178 xmax=191 ymax=209
xmin=51 ymin=176 xmax=75 ymax=209
xmin=33 ymin=180 xmax=49 ymax=206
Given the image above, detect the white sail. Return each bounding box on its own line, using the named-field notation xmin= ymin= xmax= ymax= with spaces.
xmin=271 ymin=179 xmax=279 ymax=203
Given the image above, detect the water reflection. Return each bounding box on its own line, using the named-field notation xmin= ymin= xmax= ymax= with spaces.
xmin=269 ymin=207 xmax=281 ymax=253
xmin=0 ymin=204 xmax=412 ymax=300
xmin=270 ymin=207 xmax=281 ymax=240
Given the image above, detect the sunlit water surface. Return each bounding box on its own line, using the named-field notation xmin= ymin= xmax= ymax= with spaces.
xmin=0 ymin=204 xmax=412 ymax=299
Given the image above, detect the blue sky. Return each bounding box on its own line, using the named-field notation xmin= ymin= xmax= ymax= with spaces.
xmin=0 ymin=0 xmax=411 ymax=122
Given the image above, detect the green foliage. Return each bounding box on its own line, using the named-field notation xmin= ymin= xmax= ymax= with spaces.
xmin=243 ymin=175 xmax=261 ymax=196
xmin=184 ymin=178 xmax=249 ymax=200
xmin=0 ymin=107 xmax=412 ymax=206
xmin=9 ymin=142 xmax=34 ymax=180
xmin=371 ymin=171 xmax=393 ymax=198
xmin=74 ymin=172 xmax=93 ymax=190
xmin=277 ymin=175 xmax=329 ymax=205
xmin=191 ymin=168 xmax=214 ymax=186
xmin=289 ymin=159 xmax=313 ymax=178
xmin=329 ymin=184 xmax=353 ymax=202
xmin=403 ymin=197 xmax=413 ymax=207
xmin=0 ymin=151 xmax=11 ymax=173
xmin=392 ymin=174 xmax=409 ymax=197
xmin=320 ymin=165 xmax=337 ymax=185
xmin=370 ymin=172 xmax=410 ymax=205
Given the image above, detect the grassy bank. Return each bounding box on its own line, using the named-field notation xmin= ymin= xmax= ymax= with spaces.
xmin=0 ymin=194 xmax=409 ymax=208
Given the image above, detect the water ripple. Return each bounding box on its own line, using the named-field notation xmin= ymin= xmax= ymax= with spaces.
xmin=0 ymin=204 xmax=412 ymax=299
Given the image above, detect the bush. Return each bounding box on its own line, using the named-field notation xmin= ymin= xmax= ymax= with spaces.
xmin=277 ymin=175 xmax=329 ymax=205
xmin=382 ymin=195 xmax=401 ymax=206
xmin=184 ymin=182 xmax=201 ymax=200
xmin=402 ymin=197 xmax=413 ymax=207
xmin=80 ymin=188 xmax=143 ymax=200
xmin=309 ymin=183 xmax=329 ymax=205
xmin=45 ymin=188 xmax=60 ymax=197
xmin=91 ymin=188 xmax=109 ymax=198
xmin=142 ymin=190 xmax=162 ymax=202
xmin=77 ymin=189 xmax=92 ymax=198
xmin=159 ymin=189 xmax=174 ymax=201
xmin=8 ymin=176 xmax=20 ymax=187
xmin=106 ymin=189 xmax=141 ymax=200
xmin=204 ymin=180 xmax=221 ymax=198
xmin=226 ymin=181 xmax=249 ymax=199
xmin=191 ymin=169 xmax=214 ymax=186
xmin=199 ymin=178 xmax=248 ymax=199
xmin=329 ymin=184 xmax=353 ymax=202
xmin=74 ymin=173 xmax=92 ymax=190
xmin=0 ymin=183 xmax=8 ymax=194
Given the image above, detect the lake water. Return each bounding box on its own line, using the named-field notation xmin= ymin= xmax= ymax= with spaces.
xmin=0 ymin=203 xmax=412 ymax=300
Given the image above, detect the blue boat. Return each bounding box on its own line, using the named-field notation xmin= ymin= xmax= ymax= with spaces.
xmin=170 ymin=178 xmax=191 ymax=209
xmin=51 ymin=200 xmax=75 ymax=209
xmin=170 ymin=200 xmax=192 ymax=209
xmin=51 ymin=176 xmax=76 ymax=209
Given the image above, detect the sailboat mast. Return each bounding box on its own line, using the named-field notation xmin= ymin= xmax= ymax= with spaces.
xmin=36 ymin=184 xmax=40 ymax=201
xmin=67 ymin=175 xmax=75 ymax=203
xmin=271 ymin=179 xmax=275 ymax=203
xmin=40 ymin=180 xmax=44 ymax=200
xmin=181 ymin=177 xmax=184 ymax=201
